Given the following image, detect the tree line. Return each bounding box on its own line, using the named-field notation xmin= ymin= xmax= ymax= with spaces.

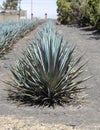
xmin=57 ymin=0 xmax=100 ymax=30
xmin=1 ymin=0 xmax=18 ymax=10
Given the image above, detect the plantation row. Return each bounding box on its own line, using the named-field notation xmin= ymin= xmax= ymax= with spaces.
xmin=0 ymin=19 xmax=39 ymax=56
xmin=57 ymin=0 xmax=100 ymax=29
xmin=8 ymin=20 xmax=89 ymax=108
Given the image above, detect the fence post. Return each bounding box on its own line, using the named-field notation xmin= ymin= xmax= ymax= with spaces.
xmin=45 ymin=13 xmax=47 ymax=19
xmin=31 ymin=13 xmax=33 ymax=20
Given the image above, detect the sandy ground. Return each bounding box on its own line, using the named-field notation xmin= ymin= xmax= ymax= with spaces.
xmin=0 ymin=116 xmax=73 ymax=130
xmin=0 ymin=116 xmax=100 ymax=130
xmin=0 ymin=21 xmax=100 ymax=129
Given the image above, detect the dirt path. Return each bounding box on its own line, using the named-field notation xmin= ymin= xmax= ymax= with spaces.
xmin=57 ymin=25 xmax=100 ymax=126
xmin=0 ymin=23 xmax=100 ymax=129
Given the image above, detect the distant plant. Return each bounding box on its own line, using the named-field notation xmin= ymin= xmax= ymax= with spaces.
xmin=2 ymin=0 xmax=18 ymax=10
xmin=57 ymin=0 xmax=100 ymax=29
xmin=57 ymin=0 xmax=85 ymax=25
xmin=79 ymin=0 xmax=100 ymax=27
xmin=57 ymin=0 xmax=74 ymax=24
xmin=8 ymin=20 xmax=89 ymax=108
xmin=0 ymin=19 xmax=39 ymax=56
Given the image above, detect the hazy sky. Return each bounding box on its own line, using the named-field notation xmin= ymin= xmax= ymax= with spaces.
xmin=0 ymin=0 xmax=57 ymax=19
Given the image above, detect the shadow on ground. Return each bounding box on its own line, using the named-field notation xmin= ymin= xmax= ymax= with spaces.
xmin=80 ymin=27 xmax=100 ymax=40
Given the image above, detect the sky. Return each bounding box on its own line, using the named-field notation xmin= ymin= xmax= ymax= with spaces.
xmin=0 ymin=0 xmax=57 ymax=19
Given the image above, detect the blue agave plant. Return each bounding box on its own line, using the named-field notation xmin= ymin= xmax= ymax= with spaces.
xmin=9 ymin=20 xmax=88 ymax=107
xmin=0 ymin=19 xmax=39 ymax=56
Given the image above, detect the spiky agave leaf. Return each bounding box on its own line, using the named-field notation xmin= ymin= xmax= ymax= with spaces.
xmin=8 ymin=20 xmax=88 ymax=108
xmin=0 ymin=19 xmax=39 ymax=56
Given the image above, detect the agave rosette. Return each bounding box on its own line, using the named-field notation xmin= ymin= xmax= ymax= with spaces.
xmin=9 ymin=20 xmax=88 ymax=107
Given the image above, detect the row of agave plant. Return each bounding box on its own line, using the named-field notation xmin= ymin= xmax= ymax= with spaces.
xmin=8 ymin=20 xmax=89 ymax=108
xmin=0 ymin=19 xmax=39 ymax=56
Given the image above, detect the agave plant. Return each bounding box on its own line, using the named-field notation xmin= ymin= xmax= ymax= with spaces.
xmin=0 ymin=19 xmax=39 ymax=56
xmin=8 ymin=20 xmax=88 ymax=108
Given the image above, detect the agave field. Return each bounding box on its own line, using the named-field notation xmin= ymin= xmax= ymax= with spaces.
xmin=7 ymin=20 xmax=89 ymax=108
xmin=0 ymin=19 xmax=39 ymax=56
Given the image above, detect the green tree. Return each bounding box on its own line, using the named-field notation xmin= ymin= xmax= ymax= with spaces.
xmin=57 ymin=0 xmax=100 ymax=29
xmin=57 ymin=0 xmax=75 ymax=24
xmin=79 ymin=0 xmax=100 ymax=27
xmin=3 ymin=0 xmax=18 ymax=10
